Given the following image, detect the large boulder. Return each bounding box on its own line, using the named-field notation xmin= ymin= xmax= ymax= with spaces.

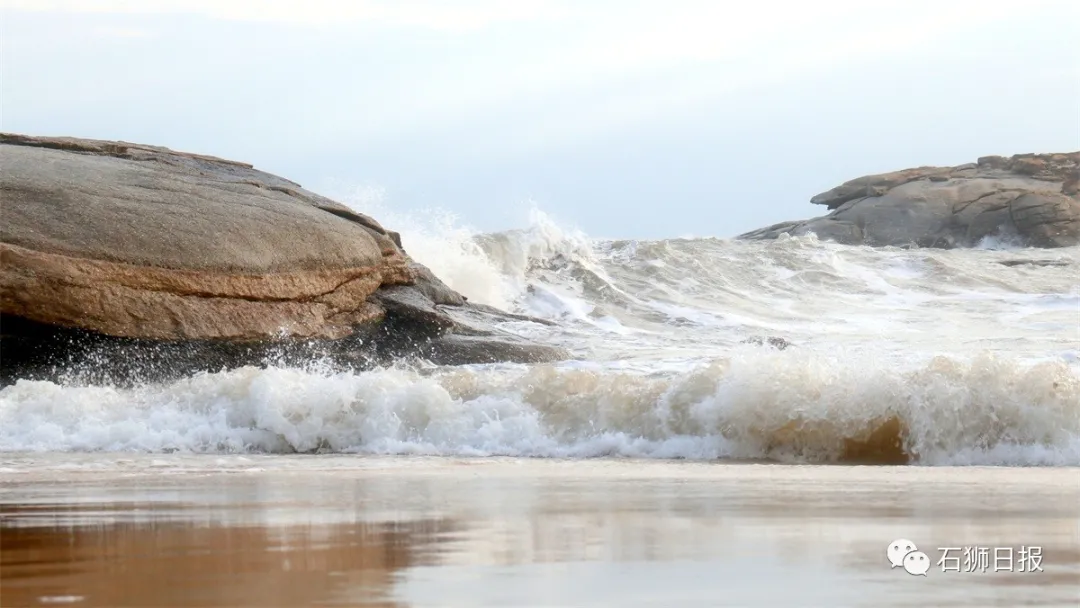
xmin=0 ymin=133 xmax=567 ymax=384
xmin=738 ymin=152 xmax=1080 ymax=248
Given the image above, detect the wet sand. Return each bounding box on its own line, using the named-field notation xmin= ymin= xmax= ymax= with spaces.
xmin=1 ymin=455 xmax=1079 ymax=607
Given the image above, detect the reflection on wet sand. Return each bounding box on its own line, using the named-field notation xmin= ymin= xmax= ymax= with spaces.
xmin=1 ymin=512 xmax=456 ymax=608
xmin=1 ymin=456 xmax=1078 ymax=607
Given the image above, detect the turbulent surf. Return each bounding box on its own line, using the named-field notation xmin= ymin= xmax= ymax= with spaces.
xmin=2 ymin=200 xmax=1078 ymax=466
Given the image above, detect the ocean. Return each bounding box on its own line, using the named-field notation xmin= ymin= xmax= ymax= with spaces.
xmin=2 ymin=204 xmax=1079 ymax=607
xmin=3 ymin=206 xmax=1078 ymax=464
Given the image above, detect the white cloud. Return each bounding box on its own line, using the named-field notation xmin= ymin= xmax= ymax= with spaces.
xmin=90 ymin=26 xmax=154 ymax=39
xmin=270 ymin=0 xmax=1042 ymax=147
xmin=0 ymin=0 xmax=577 ymax=30
xmin=2 ymin=0 xmax=1074 ymax=156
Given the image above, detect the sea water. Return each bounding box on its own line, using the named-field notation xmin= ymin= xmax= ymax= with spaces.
xmin=2 ymin=202 xmax=1078 ymax=606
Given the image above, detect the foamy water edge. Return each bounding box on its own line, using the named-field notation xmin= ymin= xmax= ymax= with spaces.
xmin=2 ymin=199 xmax=1077 ymax=466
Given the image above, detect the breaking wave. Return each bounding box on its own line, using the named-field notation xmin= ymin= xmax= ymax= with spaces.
xmin=1 ymin=349 xmax=1077 ymax=466
xmin=2 ymin=194 xmax=1078 ymax=466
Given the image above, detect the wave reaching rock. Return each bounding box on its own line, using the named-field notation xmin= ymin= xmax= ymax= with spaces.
xmin=0 ymin=133 xmax=568 ymax=385
xmin=738 ymin=152 xmax=1080 ymax=248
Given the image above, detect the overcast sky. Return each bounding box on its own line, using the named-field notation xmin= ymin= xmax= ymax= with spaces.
xmin=2 ymin=0 xmax=1078 ymax=239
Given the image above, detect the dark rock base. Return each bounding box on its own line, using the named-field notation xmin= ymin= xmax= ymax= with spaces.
xmin=1 ymin=312 xmax=569 ymax=388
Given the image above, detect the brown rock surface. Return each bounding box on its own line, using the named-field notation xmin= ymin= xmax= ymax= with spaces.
xmin=739 ymin=152 xmax=1080 ymax=248
xmin=0 ymin=133 xmax=568 ymax=383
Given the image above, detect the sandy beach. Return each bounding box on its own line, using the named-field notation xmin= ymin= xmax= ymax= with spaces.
xmin=2 ymin=455 xmax=1078 ymax=607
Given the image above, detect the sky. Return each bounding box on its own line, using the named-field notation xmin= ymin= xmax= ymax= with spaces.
xmin=2 ymin=0 xmax=1078 ymax=239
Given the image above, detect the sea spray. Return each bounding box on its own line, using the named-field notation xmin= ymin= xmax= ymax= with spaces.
xmin=2 ymin=349 xmax=1077 ymax=465
xmin=3 ymin=195 xmax=1078 ymax=466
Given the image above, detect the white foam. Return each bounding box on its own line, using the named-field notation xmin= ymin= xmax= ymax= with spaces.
xmin=2 ymin=350 xmax=1077 ymax=466
xmin=327 ymin=183 xmax=515 ymax=308
xmin=5 ymin=191 xmax=1078 ymax=468
xmin=327 ymin=187 xmax=605 ymax=323
xmin=974 ymin=232 xmax=1030 ymax=251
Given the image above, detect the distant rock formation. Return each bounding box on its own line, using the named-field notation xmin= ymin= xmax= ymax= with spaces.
xmin=0 ymin=133 xmax=567 ymax=385
xmin=738 ymin=152 xmax=1080 ymax=248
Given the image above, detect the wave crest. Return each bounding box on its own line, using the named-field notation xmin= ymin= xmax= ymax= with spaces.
xmin=6 ymin=192 xmax=1077 ymax=467
xmin=3 ymin=350 xmax=1076 ymax=466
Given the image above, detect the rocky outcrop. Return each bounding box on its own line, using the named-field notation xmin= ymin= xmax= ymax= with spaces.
xmin=738 ymin=152 xmax=1080 ymax=248
xmin=0 ymin=133 xmax=567 ymax=385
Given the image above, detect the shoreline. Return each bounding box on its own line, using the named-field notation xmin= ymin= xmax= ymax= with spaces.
xmin=6 ymin=452 xmax=1080 ymax=479
xmin=2 ymin=456 xmax=1078 ymax=607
